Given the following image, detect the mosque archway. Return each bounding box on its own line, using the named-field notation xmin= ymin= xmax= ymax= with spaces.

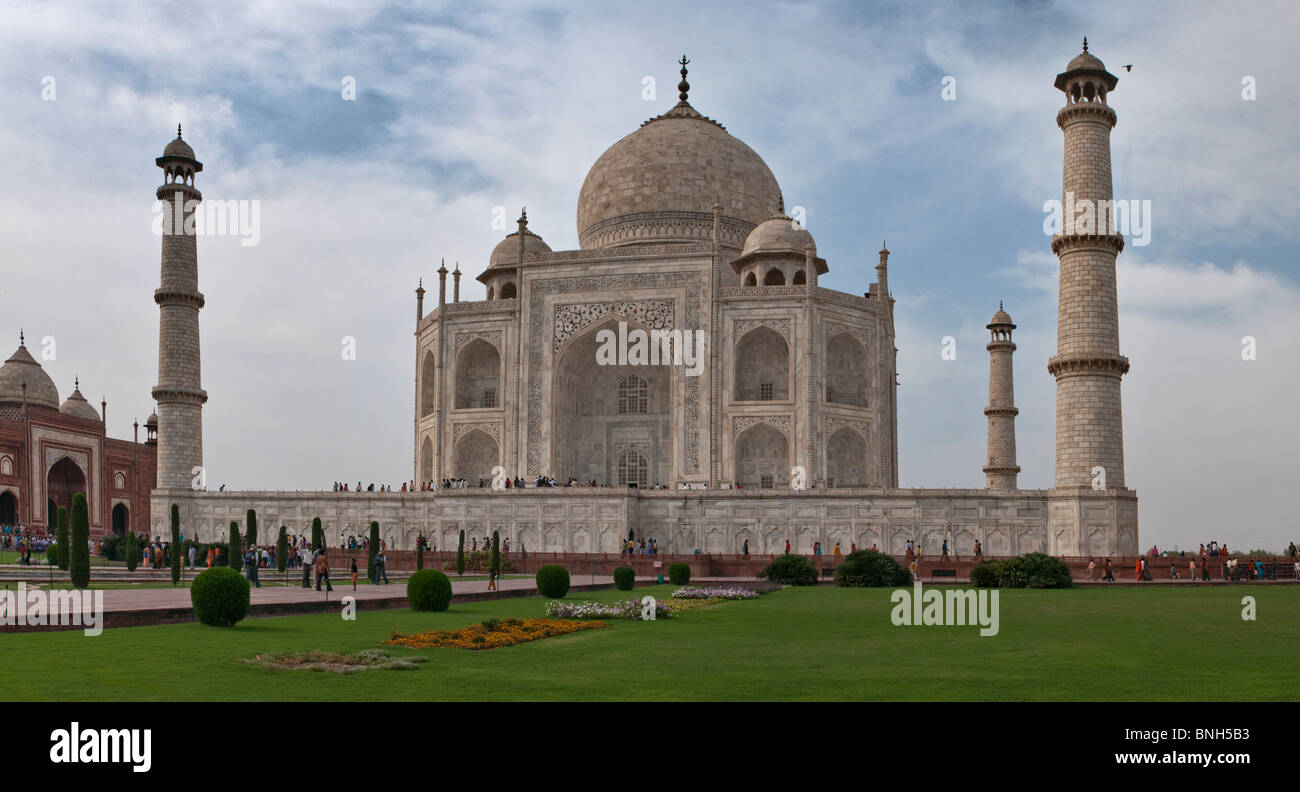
xmin=826 ymin=331 xmax=869 ymax=406
xmin=453 ymin=430 xmax=498 ymax=484
xmin=734 ymin=326 xmax=789 ymax=402
xmin=0 ymin=490 xmax=16 ymax=525
xmin=111 ymin=503 xmax=129 ymax=535
xmin=552 ymin=318 xmax=670 ymax=486
xmin=735 ymin=423 xmax=788 ymax=489
xmin=454 ymin=339 xmax=500 ymax=409
xmin=825 ymin=426 xmax=868 ymax=488
xmin=420 ymin=350 xmax=437 ymax=417
xmin=420 ymin=436 xmax=434 ymax=485
xmin=46 ymin=456 xmax=86 ymax=523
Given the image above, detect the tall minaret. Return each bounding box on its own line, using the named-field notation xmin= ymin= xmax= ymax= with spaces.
xmin=984 ymin=303 xmax=1019 ymax=490
xmin=1048 ymin=40 xmax=1129 ymax=490
xmin=152 ymin=126 xmax=208 ymax=490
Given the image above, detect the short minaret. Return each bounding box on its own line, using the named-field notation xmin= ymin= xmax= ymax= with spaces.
xmin=152 ymin=125 xmax=208 ymax=490
xmin=415 ymin=278 xmax=425 ymax=323
xmin=983 ymin=303 xmax=1020 ymax=490
xmin=1048 ymin=39 xmax=1129 ymax=489
xmin=437 ymin=259 xmax=448 ymax=307
xmin=452 ymin=263 xmax=461 ymax=302
xmin=875 ymin=241 xmax=889 ymax=298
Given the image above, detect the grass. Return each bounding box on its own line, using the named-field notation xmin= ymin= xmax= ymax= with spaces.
xmin=0 ymin=585 xmax=1296 ymax=701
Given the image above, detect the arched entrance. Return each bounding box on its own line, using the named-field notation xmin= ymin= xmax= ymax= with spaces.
xmin=0 ymin=490 xmax=16 ymax=525
xmin=46 ymin=456 xmax=86 ymax=526
xmin=452 ymin=429 xmax=498 ymax=484
xmin=735 ymin=423 xmax=789 ymax=489
xmin=552 ymin=318 xmax=671 ymax=486
xmin=111 ymin=503 xmax=129 ymax=535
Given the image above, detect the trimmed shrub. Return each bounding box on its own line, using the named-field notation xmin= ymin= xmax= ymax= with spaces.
xmin=668 ymin=562 xmax=691 ymax=586
xmin=191 ymin=566 xmax=251 ymax=627
xmin=407 ymin=569 xmax=452 ymax=611
xmin=456 ymin=529 xmax=466 ymax=576
xmin=170 ymin=504 xmax=182 ymax=584
xmin=969 ymin=559 xmax=1002 ymax=588
xmin=367 ymin=521 xmax=380 ymax=580
xmin=276 ymin=526 xmax=288 ymax=572
xmin=125 ymin=531 xmax=139 ymax=572
xmin=1019 ymin=552 xmax=1072 ymax=589
xmin=228 ymin=522 xmax=242 ymax=571
xmin=997 ymin=556 xmax=1029 ymax=588
xmin=245 ymin=509 xmax=258 ymax=548
xmin=613 ymin=566 xmax=635 ymax=591
xmin=834 ymin=549 xmax=911 ymax=588
xmin=69 ymin=493 xmax=90 ymax=589
xmin=536 ymin=565 xmax=570 ymax=598
xmin=761 ymin=553 xmax=818 ymax=586
xmin=56 ymin=506 xmax=69 ymax=570
xmin=311 ymin=517 xmax=324 ymax=550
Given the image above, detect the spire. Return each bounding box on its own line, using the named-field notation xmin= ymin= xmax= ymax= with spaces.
xmin=678 ymin=55 xmax=690 ymax=102
xmin=1082 ymin=36 xmax=1088 ymax=53
xmin=177 ymin=123 xmax=183 ymax=139
xmin=18 ymin=329 xmax=24 ymax=347
xmin=75 ymin=375 xmax=80 ymax=390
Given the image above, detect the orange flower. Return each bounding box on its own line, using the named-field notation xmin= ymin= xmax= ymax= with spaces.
xmin=383 ymin=618 xmax=606 ymax=650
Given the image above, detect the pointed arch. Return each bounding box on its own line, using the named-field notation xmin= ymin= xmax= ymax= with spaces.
xmin=826 ymin=331 xmax=869 ymax=407
xmin=734 ymin=325 xmax=789 ymax=401
xmin=454 ymin=338 xmax=500 ymax=409
xmin=420 ymin=350 xmax=437 ymax=417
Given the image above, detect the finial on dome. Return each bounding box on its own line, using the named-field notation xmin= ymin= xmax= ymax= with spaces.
xmin=1082 ymin=36 xmax=1088 ymax=53
xmin=678 ymin=55 xmax=690 ymax=102
xmin=177 ymin=124 xmax=183 ymax=139
xmin=453 ymin=261 xmax=460 ymax=273
xmin=1000 ymin=299 xmax=1004 ymax=310
xmin=75 ymin=375 xmax=80 ymax=390
xmin=18 ymin=329 xmax=24 ymax=346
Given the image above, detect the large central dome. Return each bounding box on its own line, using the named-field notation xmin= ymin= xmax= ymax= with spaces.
xmin=577 ymin=96 xmax=784 ymax=250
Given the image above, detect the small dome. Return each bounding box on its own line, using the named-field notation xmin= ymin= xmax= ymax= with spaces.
xmin=740 ymin=215 xmax=815 ymax=258
xmin=1066 ymin=51 xmax=1106 ymax=73
xmin=0 ymin=340 xmax=60 ymax=410
xmin=163 ymin=134 xmax=195 ymax=160
xmin=146 ymin=412 xmax=158 ymax=427
xmin=59 ymin=385 xmax=102 ymax=422
xmin=487 ymin=228 xmax=552 ymax=271
xmin=988 ymin=304 xmax=1015 ymax=328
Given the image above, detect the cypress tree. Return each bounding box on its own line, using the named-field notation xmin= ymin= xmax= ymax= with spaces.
xmin=56 ymin=506 xmax=69 ymax=571
xmin=69 ymin=493 xmax=90 ymax=589
xmin=229 ymin=521 xmax=242 ymax=571
xmin=311 ymin=517 xmax=323 ymax=550
xmin=276 ymin=526 xmax=288 ymax=572
xmin=246 ymin=508 xmax=258 ymax=548
xmin=490 ymin=530 xmax=501 ymax=578
xmin=456 ymin=529 xmax=466 ymax=577
xmin=125 ymin=531 xmax=139 ymax=572
xmin=367 ymin=521 xmax=379 ymax=581
xmin=170 ymin=504 xmax=181 ymax=585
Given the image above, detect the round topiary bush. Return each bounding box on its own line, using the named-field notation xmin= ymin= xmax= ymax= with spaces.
xmin=761 ymin=553 xmax=818 ymax=586
xmin=668 ymin=562 xmax=691 ymax=585
xmin=407 ymin=569 xmax=453 ymax=611
xmin=536 ymin=565 xmax=570 ymax=598
xmin=190 ymin=566 xmax=251 ymax=627
xmin=1019 ymin=553 xmax=1072 ymax=588
xmin=834 ymin=549 xmax=911 ymax=587
xmin=969 ymin=559 xmax=1002 ymax=588
xmin=613 ymin=566 xmax=635 ymax=591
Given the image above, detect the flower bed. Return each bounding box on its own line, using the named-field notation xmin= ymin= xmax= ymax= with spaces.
xmin=383 ymin=618 xmax=605 ymax=650
xmin=671 ymin=586 xmax=761 ymax=600
xmin=545 ymin=599 xmax=672 ymax=620
xmin=662 ymin=596 xmax=723 ymax=612
xmin=236 ymin=649 xmax=427 ymax=673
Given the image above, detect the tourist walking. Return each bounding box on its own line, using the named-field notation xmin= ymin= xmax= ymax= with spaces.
xmin=350 ymin=558 xmax=358 ymax=590
xmin=314 ymin=548 xmax=333 ymax=591
xmin=1103 ymin=558 xmax=1114 ymax=582
xmin=374 ymin=549 xmax=389 ymax=584
xmin=302 ymin=545 xmax=314 ymax=588
xmin=1087 ymin=558 xmax=1096 ymax=580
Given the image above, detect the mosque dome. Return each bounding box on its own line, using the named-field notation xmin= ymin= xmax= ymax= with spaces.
xmin=740 ymin=215 xmax=815 ymax=258
xmin=146 ymin=412 xmax=158 ymax=428
xmin=988 ymin=304 xmax=1015 ymax=328
xmin=59 ymin=382 xmax=103 ymax=422
xmin=576 ymin=61 xmax=784 ymax=249
xmin=487 ymin=227 xmax=552 ymax=271
xmin=0 ymin=336 xmax=60 ymax=410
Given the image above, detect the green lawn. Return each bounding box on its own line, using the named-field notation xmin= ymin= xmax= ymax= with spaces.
xmin=2 ymin=585 xmax=1296 ymax=701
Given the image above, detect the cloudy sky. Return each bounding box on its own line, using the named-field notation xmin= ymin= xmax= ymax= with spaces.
xmin=1 ymin=0 xmax=1295 ymax=552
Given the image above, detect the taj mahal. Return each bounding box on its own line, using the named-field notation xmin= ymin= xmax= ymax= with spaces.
xmin=141 ymin=44 xmax=1137 ymax=557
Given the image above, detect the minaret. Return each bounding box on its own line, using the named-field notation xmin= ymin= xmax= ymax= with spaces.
xmin=984 ymin=303 xmax=1020 ymax=490
xmin=452 ymin=263 xmax=461 ymax=303
xmin=1048 ymin=39 xmax=1129 ymax=490
xmin=151 ymin=125 xmax=208 ymax=490
xmin=437 ymin=259 xmax=448 ymax=307
xmin=415 ymin=279 xmax=425 ymax=323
